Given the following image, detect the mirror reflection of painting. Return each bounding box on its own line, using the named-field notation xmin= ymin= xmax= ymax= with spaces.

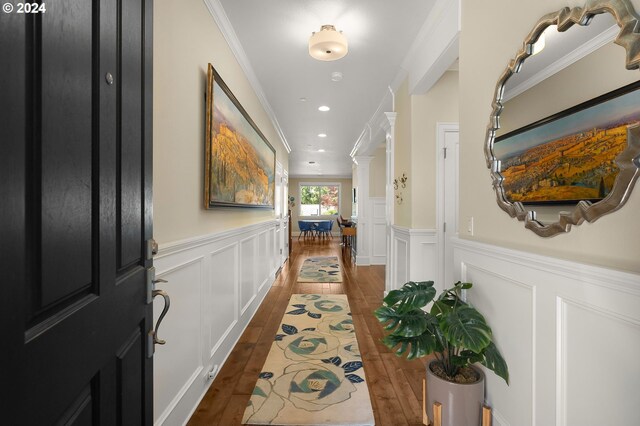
xmin=495 ymin=82 xmax=640 ymax=204
xmin=205 ymin=63 xmax=276 ymax=208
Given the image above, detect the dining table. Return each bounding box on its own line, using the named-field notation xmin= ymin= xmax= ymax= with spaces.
xmin=299 ymin=219 xmax=333 ymax=239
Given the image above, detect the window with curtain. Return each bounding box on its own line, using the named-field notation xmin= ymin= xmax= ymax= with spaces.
xmin=299 ymin=184 xmax=340 ymax=216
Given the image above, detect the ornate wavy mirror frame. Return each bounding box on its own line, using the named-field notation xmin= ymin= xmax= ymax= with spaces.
xmin=485 ymin=0 xmax=640 ymax=237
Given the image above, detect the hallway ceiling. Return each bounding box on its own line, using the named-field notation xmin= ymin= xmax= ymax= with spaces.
xmin=215 ymin=0 xmax=436 ymax=178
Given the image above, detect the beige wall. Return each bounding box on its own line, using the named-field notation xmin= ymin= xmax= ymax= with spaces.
xmin=394 ymin=79 xmax=413 ymax=226
xmin=500 ymin=42 xmax=636 ymax=135
xmin=460 ymin=0 xmax=640 ymax=273
xmin=369 ymin=146 xmax=387 ymax=197
xmin=391 ymin=71 xmax=459 ymax=229
xmin=153 ymin=0 xmax=289 ymax=245
xmin=288 ymin=177 xmax=353 ymax=233
xmin=411 ymin=71 xmax=459 ymax=229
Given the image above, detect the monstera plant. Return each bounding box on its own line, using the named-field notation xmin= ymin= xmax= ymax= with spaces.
xmin=374 ymin=281 xmax=509 ymax=385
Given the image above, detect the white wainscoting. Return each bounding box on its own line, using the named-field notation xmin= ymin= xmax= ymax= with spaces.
xmin=388 ymin=226 xmax=437 ymax=292
xmin=370 ymin=197 xmax=387 ymax=265
xmin=452 ymin=237 xmax=640 ymax=426
xmin=152 ymin=220 xmax=280 ymax=426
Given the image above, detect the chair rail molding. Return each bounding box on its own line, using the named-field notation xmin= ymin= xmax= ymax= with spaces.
xmin=450 ymin=236 xmax=640 ymax=426
xmin=388 ymin=225 xmax=438 ymax=293
xmin=152 ymin=220 xmax=281 ymax=426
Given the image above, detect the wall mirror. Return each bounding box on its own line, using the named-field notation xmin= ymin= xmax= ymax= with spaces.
xmin=485 ymin=0 xmax=640 ymax=237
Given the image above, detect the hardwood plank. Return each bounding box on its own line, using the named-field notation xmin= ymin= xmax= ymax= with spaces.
xmin=217 ymin=394 xmax=251 ymax=426
xmin=189 ymin=239 xmax=425 ymax=426
xmin=381 ymin=353 xmax=423 ymax=425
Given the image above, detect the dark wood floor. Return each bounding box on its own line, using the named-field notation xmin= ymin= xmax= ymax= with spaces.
xmin=188 ymin=237 xmax=431 ymax=426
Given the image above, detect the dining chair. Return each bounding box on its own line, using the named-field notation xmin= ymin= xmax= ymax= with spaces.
xmin=298 ymin=221 xmax=312 ymax=239
xmin=317 ymin=221 xmax=331 ymax=239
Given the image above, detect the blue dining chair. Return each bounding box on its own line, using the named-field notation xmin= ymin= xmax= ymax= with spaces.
xmin=317 ymin=221 xmax=332 ymax=239
xmin=298 ymin=221 xmax=312 ymax=239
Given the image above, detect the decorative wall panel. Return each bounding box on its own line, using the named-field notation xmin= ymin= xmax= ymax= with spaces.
xmin=153 ymin=221 xmax=280 ymax=425
xmin=453 ymin=237 xmax=640 ymax=426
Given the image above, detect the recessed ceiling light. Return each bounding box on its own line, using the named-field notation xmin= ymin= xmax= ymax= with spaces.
xmin=318 ymin=149 xmax=325 ymax=152
xmin=331 ymin=71 xmax=343 ymax=82
xmin=318 ymin=105 xmax=330 ymax=112
xmin=318 ymin=133 xmax=327 ymax=138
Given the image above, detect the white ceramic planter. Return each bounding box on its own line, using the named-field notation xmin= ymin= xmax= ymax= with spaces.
xmin=426 ymin=361 xmax=485 ymax=426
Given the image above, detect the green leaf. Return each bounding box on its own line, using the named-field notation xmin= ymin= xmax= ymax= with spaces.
xmin=440 ymin=305 xmax=492 ymax=353
xmin=460 ymin=349 xmax=483 ymax=365
xmin=374 ymin=306 xmax=432 ymax=337
xmin=479 ymin=342 xmax=510 ymax=385
xmin=449 ymin=354 xmax=469 ymax=367
xmin=430 ymin=300 xmax=453 ymax=318
xmin=383 ymin=281 xmax=436 ymax=311
xmin=381 ymin=332 xmax=442 ymax=359
xmin=460 ymin=282 xmax=473 ymax=290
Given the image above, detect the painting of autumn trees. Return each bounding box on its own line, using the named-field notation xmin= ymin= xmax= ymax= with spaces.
xmin=495 ymin=82 xmax=640 ymax=204
xmin=205 ymin=65 xmax=275 ymax=208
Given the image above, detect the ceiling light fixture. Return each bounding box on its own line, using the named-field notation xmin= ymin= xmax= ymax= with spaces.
xmin=318 ymin=133 xmax=327 ymax=138
xmin=318 ymin=105 xmax=330 ymax=112
xmin=309 ymin=25 xmax=348 ymax=61
xmin=318 ymin=149 xmax=326 ymax=152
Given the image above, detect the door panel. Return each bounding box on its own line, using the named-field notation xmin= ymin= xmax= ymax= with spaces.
xmin=40 ymin=0 xmax=94 ymax=307
xmin=119 ymin=0 xmax=144 ymax=270
xmin=0 ymin=0 xmax=154 ymax=424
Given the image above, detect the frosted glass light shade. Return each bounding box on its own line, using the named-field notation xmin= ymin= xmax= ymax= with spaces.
xmin=309 ymin=25 xmax=348 ymax=61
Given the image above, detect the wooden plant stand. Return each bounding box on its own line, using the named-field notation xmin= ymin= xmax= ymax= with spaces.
xmin=422 ymin=379 xmax=492 ymax=426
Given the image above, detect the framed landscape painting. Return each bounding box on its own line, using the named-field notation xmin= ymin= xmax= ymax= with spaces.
xmin=204 ymin=63 xmax=276 ymax=208
xmin=495 ymin=81 xmax=640 ymax=205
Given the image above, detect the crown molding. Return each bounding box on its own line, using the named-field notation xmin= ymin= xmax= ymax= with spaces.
xmin=349 ymin=0 xmax=459 ymax=159
xmin=503 ymin=24 xmax=618 ymax=102
xmin=203 ymin=0 xmax=291 ymax=154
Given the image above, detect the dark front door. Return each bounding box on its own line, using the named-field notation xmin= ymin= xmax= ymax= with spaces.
xmin=1 ymin=0 xmax=154 ymax=424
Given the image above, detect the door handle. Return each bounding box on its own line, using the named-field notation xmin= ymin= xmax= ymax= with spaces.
xmin=150 ymin=288 xmax=170 ymax=345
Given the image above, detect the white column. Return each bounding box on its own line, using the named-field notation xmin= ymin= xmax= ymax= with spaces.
xmin=381 ymin=112 xmax=397 ymax=293
xmin=353 ymin=155 xmax=373 ymax=266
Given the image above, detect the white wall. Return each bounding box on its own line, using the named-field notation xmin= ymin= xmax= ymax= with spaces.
xmin=370 ymin=197 xmax=387 ymax=265
xmin=369 ymin=146 xmax=387 ymax=198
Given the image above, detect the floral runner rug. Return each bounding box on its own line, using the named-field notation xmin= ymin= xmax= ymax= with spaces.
xmin=242 ymin=294 xmax=375 ymax=425
xmin=297 ymin=257 xmax=342 ymax=283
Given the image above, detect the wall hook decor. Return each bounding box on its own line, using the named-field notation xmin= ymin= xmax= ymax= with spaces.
xmin=394 ymin=173 xmax=408 ymax=204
